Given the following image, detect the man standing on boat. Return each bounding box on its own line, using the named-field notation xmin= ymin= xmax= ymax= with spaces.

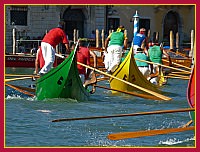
xmin=104 ymin=25 xmax=128 ymax=74
xmin=148 ymin=40 xmax=171 ymax=85
xmin=132 ymin=28 xmax=148 ymax=54
xmin=76 ymin=40 xmax=97 ymax=86
xmin=39 ymin=21 xmax=70 ymax=75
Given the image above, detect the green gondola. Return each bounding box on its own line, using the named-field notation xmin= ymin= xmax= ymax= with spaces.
xmin=35 ymin=46 xmax=89 ymax=101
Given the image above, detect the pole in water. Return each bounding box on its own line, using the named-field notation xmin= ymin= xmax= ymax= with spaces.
xmin=133 ymin=10 xmax=140 ymax=37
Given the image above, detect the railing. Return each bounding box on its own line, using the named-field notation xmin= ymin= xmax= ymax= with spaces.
xmin=16 ymin=39 xmax=42 ymax=54
xmin=13 ymin=39 xmax=99 ymax=55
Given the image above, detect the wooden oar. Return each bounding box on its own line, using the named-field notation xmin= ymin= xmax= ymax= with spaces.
xmin=162 ymin=59 xmax=192 ymax=70
xmin=107 ymin=126 xmax=195 ymax=140
xmin=168 ymin=73 xmax=190 ymax=78
xmin=167 ymin=73 xmax=190 ymax=79
xmin=5 ymin=74 xmax=40 ymax=77
xmin=135 ymin=58 xmax=191 ymax=74
xmin=5 ymin=84 xmax=35 ymax=92
xmin=55 ymin=53 xmax=65 ymax=59
xmin=96 ymin=77 xmax=109 ymax=82
xmin=171 ymin=71 xmax=190 ymax=75
xmin=52 ymin=108 xmax=194 ymax=122
xmin=95 ymin=85 xmax=161 ymax=100
xmin=182 ymin=120 xmax=193 ymax=128
xmin=55 ymin=53 xmax=107 ymax=84
xmin=165 ymin=74 xmax=189 ymax=80
xmin=5 ymin=76 xmax=35 ymax=82
xmin=5 ymin=83 xmax=35 ymax=97
xmin=164 ymin=75 xmax=189 ymax=80
xmin=77 ymin=62 xmax=172 ymax=101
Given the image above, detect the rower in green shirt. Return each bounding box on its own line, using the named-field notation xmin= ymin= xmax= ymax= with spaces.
xmin=104 ymin=25 xmax=128 ymax=74
xmin=134 ymin=47 xmax=150 ymax=78
xmin=148 ymin=40 xmax=171 ymax=85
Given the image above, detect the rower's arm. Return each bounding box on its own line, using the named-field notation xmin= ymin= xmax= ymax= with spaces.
xmin=64 ymin=43 xmax=70 ymax=54
xmin=89 ymin=50 xmax=97 ymax=68
xmin=123 ymin=37 xmax=128 ymax=50
xmin=162 ymin=48 xmax=172 ymax=66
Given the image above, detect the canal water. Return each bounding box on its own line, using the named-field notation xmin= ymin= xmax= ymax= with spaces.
xmin=5 ymin=67 xmax=195 ymax=148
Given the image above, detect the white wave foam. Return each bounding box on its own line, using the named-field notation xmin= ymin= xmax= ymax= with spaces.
xmin=36 ymin=110 xmax=52 ymax=113
xmin=6 ymin=94 xmax=35 ymax=101
xmin=159 ymin=137 xmax=195 ymax=145
xmin=6 ymin=94 xmax=24 ymax=100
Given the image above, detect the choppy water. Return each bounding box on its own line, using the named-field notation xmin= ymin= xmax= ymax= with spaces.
xmin=5 ymin=67 xmax=195 ymax=147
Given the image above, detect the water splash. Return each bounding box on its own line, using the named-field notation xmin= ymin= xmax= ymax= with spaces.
xmin=6 ymin=94 xmax=35 ymax=101
xmin=36 ymin=110 xmax=52 ymax=113
xmin=6 ymin=94 xmax=25 ymax=100
xmin=159 ymin=137 xmax=195 ymax=145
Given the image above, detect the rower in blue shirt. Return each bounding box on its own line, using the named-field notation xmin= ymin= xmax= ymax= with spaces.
xmin=132 ymin=28 xmax=147 ymax=54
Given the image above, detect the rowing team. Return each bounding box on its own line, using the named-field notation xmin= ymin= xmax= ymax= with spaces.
xmin=134 ymin=42 xmax=171 ymax=85
xmin=33 ymin=23 xmax=171 ymax=86
xmin=102 ymin=25 xmax=172 ymax=86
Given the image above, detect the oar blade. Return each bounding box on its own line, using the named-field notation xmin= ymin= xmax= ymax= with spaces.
xmin=107 ymin=126 xmax=195 ymax=140
xmin=5 ymin=83 xmax=35 ymax=97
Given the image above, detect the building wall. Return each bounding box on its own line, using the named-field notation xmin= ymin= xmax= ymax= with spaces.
xmin=5 ymin=5 xmax=60 ymax=52
xmin=112 ymin=5 xmax=195 ymax=44
xmin=5 ymin=5 xmax=195 ymax=53
xmin=29 ymin=6 xmax=60 ymax=37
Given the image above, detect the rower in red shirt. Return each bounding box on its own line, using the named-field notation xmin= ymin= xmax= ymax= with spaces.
xmin=39 ymin=21 xmax=70 ymax=75
xmin=76 ymin=40 xmax=97 ymax=85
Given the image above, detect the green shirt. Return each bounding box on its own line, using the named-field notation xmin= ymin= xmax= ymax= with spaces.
xmin=134 ymin=53 xmax=149 ymax=67
xmin=148 ymin=45 xmax=162 ymax=64
xmin=108 ymin=32 xmax=125 ymax=46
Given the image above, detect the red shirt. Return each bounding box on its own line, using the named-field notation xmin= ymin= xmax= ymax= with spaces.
xmin=42 ymin=28 xmax=69 ymax=48
xmin=76 ymin=47 xmax=90 ymax=74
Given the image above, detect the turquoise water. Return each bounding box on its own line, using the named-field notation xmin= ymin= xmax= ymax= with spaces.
xmin=5 ymin=67 xmax=195 ymax=147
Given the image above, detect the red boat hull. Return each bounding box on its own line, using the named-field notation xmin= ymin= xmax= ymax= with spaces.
xmin=187 ymin=66 xmax=195 ymax=108
xmin=5 ymin=54 xmax=104 ymax=68
xmin=5 ymin=55 xmax=65 ymax=68
xmin=187 ymin=65 xmax=195 ymax=123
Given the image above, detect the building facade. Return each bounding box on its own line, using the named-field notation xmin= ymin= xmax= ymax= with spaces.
xmin=5 ymin=5 xmax=195 ymax=53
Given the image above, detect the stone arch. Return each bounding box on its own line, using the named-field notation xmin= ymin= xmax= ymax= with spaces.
xmin=63 ymin=7 xmax=85 ymax=40
xmin=163 ymin=10 xmax=181 ymax=45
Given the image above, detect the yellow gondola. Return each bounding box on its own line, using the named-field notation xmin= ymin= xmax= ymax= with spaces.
xmin=110 ymin=47 xmax=161 ymax=94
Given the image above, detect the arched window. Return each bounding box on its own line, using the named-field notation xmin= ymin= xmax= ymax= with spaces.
xmin=163 ymin=11 xmax=179 ymax=42
xmin=163 ymin=11 xmax=179 ymax=43
xmin=63 ymin=8 xmax=85 ymax=40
